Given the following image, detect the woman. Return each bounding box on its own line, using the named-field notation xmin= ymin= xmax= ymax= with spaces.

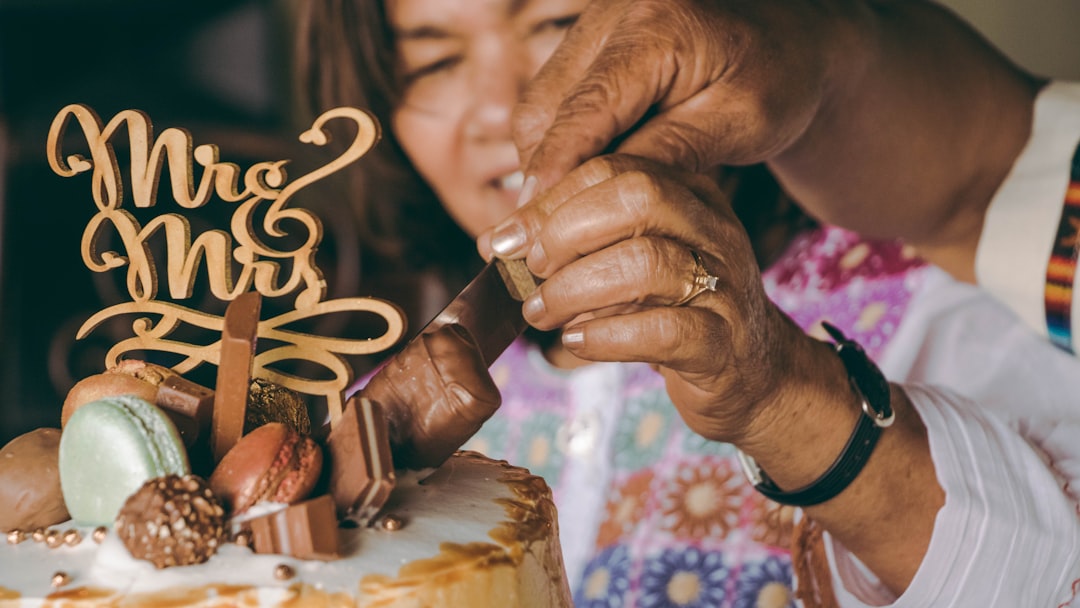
xmin=294 ymin=1 xmax=1080 ymax=606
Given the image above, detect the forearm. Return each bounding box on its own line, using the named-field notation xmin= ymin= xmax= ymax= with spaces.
xmin=738 ymin=319 xmax=942 ymax=594
xmin=770 ymin=0 xmax=1042 ymax=281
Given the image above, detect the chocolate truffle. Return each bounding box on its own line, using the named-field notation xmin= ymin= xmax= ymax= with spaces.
xmin=245 ymin=378 xmax=311 ymax=436
xmin=0 ymin=428 xmax=70 ymax=532
xmin=115 ymin=475 xmax=225 ymax=569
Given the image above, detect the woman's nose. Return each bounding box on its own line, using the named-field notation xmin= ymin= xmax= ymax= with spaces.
xmin=463 ymin=36 xmax=528 ymax=141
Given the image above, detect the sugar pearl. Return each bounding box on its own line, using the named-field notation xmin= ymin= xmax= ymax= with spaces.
xmin=6 ymin=530 xmax=25 ymax=545
xmin=45 ymin=530 xmax=62 ymax=548
xmin=274 ymin=564 xmax=295 ymax=580
xmin=51 ymin=572 xmax=70 ymax=588
xmin=380 ymin=515 xmax=404 ymax=531
xmin=92 ymin=527 xmax=108 ymax=543
xmin=63 ymin=530 xmax=82 ymax=546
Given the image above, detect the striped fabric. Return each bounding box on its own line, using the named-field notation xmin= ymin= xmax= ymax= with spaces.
xmin=1045 ymin=141 xmax=1080 ymax=353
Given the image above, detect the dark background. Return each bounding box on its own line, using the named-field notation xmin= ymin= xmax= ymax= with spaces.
xmin=0 ymin=0 xmax=416 ymax=444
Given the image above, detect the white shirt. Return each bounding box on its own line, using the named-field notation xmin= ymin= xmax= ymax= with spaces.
xmin=828 ymin=263 xmax=1080 ymax=605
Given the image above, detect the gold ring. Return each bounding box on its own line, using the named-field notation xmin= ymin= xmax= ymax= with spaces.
xmin=673 ymin=251 xmax=719 ymax=306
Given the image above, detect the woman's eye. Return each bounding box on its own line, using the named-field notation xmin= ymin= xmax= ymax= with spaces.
xmin=403 ymin=56 xmax=462 ymax=85
xmin=531 ymin=13 xmax=580 ymax=35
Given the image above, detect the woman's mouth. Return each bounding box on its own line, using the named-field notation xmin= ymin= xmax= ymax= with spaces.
xmin=495 ymin=170 xmax=524 ymax=195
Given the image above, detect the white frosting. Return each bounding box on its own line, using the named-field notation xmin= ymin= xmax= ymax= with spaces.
xmin=0 ymin=454 xmax=528 ymax=604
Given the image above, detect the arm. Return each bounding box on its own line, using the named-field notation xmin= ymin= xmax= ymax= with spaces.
xmin=511 ymin=0 xmax=1080 ymax=350
xmin=478 ymin=153 xmax=1080 ymax=597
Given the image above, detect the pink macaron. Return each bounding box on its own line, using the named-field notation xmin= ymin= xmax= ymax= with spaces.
xmin=208 ymin=423 xmax=322 ymax=515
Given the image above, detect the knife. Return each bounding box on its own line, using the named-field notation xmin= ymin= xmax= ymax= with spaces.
xmin=416 ymin=257 xmax=541 ymax=367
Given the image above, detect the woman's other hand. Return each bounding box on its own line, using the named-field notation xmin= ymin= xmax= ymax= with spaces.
xmin=513 ymin=0 xmax=859 ymax=187
xmin=479 ymin=154 xmax=834 ymax=451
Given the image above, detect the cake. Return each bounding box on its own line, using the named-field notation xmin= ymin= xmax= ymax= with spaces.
xmin=3 ymin=103 xmax=571 ymax=606
xmin=0 ymin=451 xmax=571 ymax=607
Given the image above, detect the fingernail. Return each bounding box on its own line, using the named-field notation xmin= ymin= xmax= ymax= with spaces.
xmin=516 ymin=175 xmax=539 ymax=208
xmin=490 ymin=222 xmax=527 ymax=257
xmin=522 ymin=292 xmax=545 ymax=321
xmin=562 ymin=328 xmax=584 ymax=346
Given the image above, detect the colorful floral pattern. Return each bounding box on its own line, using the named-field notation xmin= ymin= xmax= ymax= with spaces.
xmin=639 ymin=548 xmax=730 ymax=608
xmin=596 ymin=470 xmax=655 ymax=550
xmin=733 ymin=556 xmax=796 ymax=608
xmin=613 ymin=389 xmax=674 ymax=471
xmin=657 ymin=459 xmax=743 ymax=541
xmin=576 ymin=545 xmax=632 ymax=608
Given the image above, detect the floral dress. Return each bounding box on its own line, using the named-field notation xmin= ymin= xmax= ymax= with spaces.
xmin=461 ymin=225 xmax=927 ymax=608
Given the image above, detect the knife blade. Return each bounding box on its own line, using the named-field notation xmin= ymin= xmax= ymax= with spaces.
xmin=416 ymin=257 xmax=541 ymax=367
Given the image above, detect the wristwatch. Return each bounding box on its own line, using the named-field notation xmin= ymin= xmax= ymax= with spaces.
xmin=737 ymin=322 xmax=894 ymax=507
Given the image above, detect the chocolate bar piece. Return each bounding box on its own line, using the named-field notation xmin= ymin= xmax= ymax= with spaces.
xmin=495 ymin=257 xmax=540 ymax=302
xmin=156 ymin=375 xmax=214 ymax=446
xmin=326 ymin=397 xmax=396 ymax=524
xmin=212 ymin=291 xmax=262 ymax=463
xmin=247 ymin=494 xmax=339 ymax=560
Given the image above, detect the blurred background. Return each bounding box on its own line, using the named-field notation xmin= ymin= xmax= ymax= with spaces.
xmin=1 ymin=0 xmax=1078 ymax=444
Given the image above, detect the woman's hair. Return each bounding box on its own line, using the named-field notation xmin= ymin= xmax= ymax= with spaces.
xmin=293 ymin=0 xmax=478 ymax=287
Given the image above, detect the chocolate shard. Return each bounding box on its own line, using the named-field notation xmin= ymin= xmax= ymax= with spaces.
xmin=326 ymin=397 xmax=396 ymax=524
xmin=494 ymin=257 xmax=540 ymax=302
xmin=247 ymin=494 xmax=339 ymax=560
xmin=156 ymin=375 xmax=214 ymax=446
xmin=212 ymin=291 xmax=262 ymax=463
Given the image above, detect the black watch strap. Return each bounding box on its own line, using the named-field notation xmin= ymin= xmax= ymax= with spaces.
xmin=737 ymin=322 xmax=894 ymax=507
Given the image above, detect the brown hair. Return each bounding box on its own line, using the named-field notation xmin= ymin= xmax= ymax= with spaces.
xmin=293 ymin=0 xmax=478 ymax=286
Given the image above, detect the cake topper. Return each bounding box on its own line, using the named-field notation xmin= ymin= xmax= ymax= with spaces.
xmin=45 ymin=104 xmax=406 ymax=424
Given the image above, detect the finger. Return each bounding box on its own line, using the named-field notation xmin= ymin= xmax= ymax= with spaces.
xmin=615 ymin=91 xmax=816 ymax=169
xmin=479 ymin=154 xmax=642 ymax=260
xmin=517 ymin=26 xmax=674 ymax=192
xmin=560 ymin=306 xmax=733 ymax=378
xmin=524 ymin=237 xmax=725 ymax=330
xmin=512 ymin=0 xmax=614 ymax=161
xmin=524 ymin=159 xmax=732 ymax=275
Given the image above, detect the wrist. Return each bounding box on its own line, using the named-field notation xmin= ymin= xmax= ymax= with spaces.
xmin=736 ymin=316 xmax=865 ymax=493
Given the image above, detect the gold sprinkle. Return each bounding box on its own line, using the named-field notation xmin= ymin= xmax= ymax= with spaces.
xmin=380 ymin=515 xmax=404 ymax=532
xmin=63 ymin=530 xmax=82 ymax=546
xmin=92 ymin=527 xmax=108 ymax=543
xmin=274 ymin=564 xmax=295 ymax=580
xmin=7 ymin=530 xmax=25 ymax=544
xmin=51 ymin=572 xmax=70 ymax=588
xmin=45 ymin=530 xmax=62 ymax=548
xmin=32 ymin=528 xmax=45 ymax=542
xmin=234 ymin=531 xmax=252 ymax=547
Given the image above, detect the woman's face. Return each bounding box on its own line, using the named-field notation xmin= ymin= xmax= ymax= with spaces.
xmin=387 ymin=0 xmax=585 ymax=238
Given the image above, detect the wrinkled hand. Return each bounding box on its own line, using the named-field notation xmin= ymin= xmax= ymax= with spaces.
xmin=360 ymin=325 xmax=500 ymax=470
xmin=479 ymin=154 xmax=818 ymax=446
xmin=514 ymin=0 xmax=863 ymax=188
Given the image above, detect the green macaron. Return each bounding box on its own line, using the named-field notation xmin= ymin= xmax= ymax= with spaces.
xmin=59 ymin=394 xmax=190 ymax=526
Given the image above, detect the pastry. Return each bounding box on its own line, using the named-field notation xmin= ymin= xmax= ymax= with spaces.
xmin=58 ymin=395 xmax=189 ymax=526
xmin=0 ymin=428 xmax=69 ymax=532
xmin=208 ymin=422 xmax=322 ymax=515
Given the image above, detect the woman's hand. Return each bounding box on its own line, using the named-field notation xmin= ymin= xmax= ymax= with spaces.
xmin=479 ymin=154 xmax=828 ymax=449
xmin=514 ymin=0 xmax=860 ymax=184
xmin=478 ymin=154 xmax=942 ymax=593
xmin=514 ymin=0 xmax=1039 ymax=282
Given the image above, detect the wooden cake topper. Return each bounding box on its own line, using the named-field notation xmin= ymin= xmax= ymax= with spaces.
xmin=46 ymin=104 xmax=406 ymax=424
